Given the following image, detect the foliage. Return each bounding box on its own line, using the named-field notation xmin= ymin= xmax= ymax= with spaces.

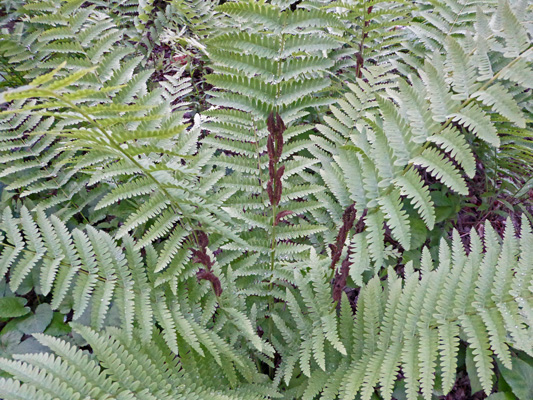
xmin=0 ymin=0 xmax=531 ymax=400
xmin=313 ymin=0 xmax=532 ymax=275
xmin=276 ymin=218 xmax=533 ymax=399
xmin=0 ymin=324 xmax=271 ymax=400
xmin=302 ymin=0 xmax=412 ymax=79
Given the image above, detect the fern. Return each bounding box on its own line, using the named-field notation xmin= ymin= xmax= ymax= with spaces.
xmin=0 ymin=204 xmax=275 ymax=370
xmin=302 ymin=0 xmax=413 ymax=79
xmin=0 ymin=207 xmax=143 ymax=336
xmin=0 ymin=325 xmax=272 ymax=400
xmin=273 ymin=218 xmax=533 ymax=400
xmin=0 ymin=1 xmax=531 ymax=400
xmin=0 ymin=60 xmax=235 ymax=255
xmin=315 ymin=0 xmax=532 ymax=261
xmin=0 ymin=1 xmax=168 ymax=219
xmin=202 ymin=2 xmax=342 ymax=312
xmin=406 ymin=0 xmax=533 ymax=192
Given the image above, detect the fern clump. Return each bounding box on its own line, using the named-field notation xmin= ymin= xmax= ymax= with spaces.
xmin=277 ymin=217 xmax=533 ymax=399
xmin=302 ymin=0 xmax=412 ymax=78
xmin=0 ymin=324 xmax=272 ymax=400
xmin=0 ymin=0 xmax=531 ymax=400
xmin=1 ymin=215 xmax=531 ymax=400
xmin=314 ymin=0 xmax=532 ymax=277
xmin=201 ymin=2 xmax=345 ymax=305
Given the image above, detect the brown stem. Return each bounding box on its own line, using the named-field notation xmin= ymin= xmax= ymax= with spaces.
xmin=331 ymin=207 xmax=368 ymax=302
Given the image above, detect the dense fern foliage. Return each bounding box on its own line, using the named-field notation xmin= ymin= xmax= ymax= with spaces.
xmin=0 ymin=1 xmax=531 ymax=400
xmin=313 ymin=0 xmax=532 ymax=273
xmin=302 ymin=0 xmax=412 ymax=78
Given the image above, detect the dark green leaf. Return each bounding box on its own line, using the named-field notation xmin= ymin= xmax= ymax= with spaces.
xmin=17 ymin=304 xmax=53 ymax=334
xmin=0 ymin=297 xmax=30 ymax=318
xmin=43 ymin=312 xmax=71 ymax=336
xmin=497 ymin=356 xmax=533 ymax=400
xmin=485 ymin=392 xmax=516 ymax=400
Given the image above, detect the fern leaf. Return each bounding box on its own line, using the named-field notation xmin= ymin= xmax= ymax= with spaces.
xmin=459 ymin=314 xmax=494 ymax=395
xmin=394 ymin=168 xmax=435 ymax=229
xmin=474 ymin=84 xmax=526 ymax=128
xmin=378 ymin=190 xmax=411 ymax=250
xmin=411 ymin=147 xmax=469 ymax=195
xmin=450 ymin=103 xmax=500 ymax=147
xmin=421 ymin=55 xmax=456 ymax=122
xmin=428 ymin=126 xmax=476 ymax=178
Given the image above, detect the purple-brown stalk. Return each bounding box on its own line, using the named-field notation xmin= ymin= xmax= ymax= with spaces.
xmin=267 ymin=112 xmax=292 ymax=220
xmin=355 ymin=5 xmax=373 ymax=79
xmin=192 ymin=230 xmax=222 ymax=296
xmin=331 ymin=206 xmax=367 ymax=302
xmin=329 ymin=204 xmax=357 ymax=270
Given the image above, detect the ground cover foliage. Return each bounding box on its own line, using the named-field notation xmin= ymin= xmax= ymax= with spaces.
xmin=0 ymin=0 xmax=532 ymax=399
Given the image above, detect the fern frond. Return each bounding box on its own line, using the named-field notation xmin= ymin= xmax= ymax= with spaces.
xmin=0 ymin=326 xmax=269 ymax=400
xmin=411 ymin=147 xmax=469 ymax=195
xmin=285 ymin=221 xmax=532 ymax=399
